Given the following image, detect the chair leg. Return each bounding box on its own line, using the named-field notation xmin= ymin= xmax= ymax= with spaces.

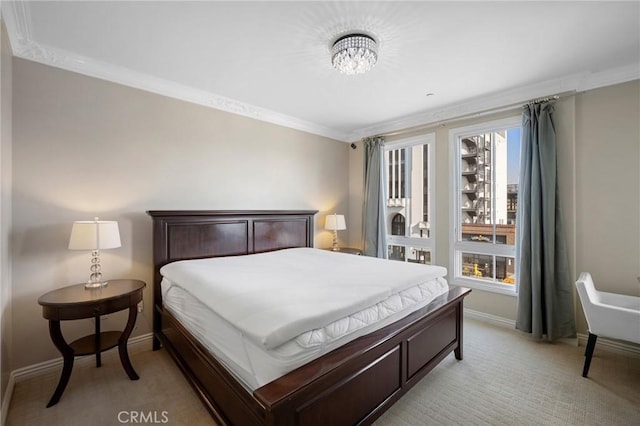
xmin=583 ymin=332 xmax=598 ymax=378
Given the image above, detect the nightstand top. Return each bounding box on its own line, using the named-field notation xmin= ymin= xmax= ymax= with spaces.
xmin=323 ymin=247 xmax=362 ymax=255
xmin=38 ymin=279 xmax=145 ymax=307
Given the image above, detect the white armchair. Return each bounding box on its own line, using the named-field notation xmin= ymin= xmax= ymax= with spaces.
xmin=575 ymin=272 xmax=640 ymax=377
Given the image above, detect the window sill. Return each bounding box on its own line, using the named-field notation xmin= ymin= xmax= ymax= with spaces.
xmin=451 ymin=277 xmax=517 ymax=297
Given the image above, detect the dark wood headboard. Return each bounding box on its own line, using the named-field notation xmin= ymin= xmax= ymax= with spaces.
xmin=146 ymin=210 xmax=317 ymax=347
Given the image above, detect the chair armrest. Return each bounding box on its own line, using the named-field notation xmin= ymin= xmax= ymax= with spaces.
xmin=598 ymin=291 xmax=640 ymax=310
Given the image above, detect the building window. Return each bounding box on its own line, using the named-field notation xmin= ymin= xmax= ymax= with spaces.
xmin=450 ymin=117 xmax=521 ymax=294
xmin=391 ymin=213 xmax=406 ymax=236
xmin=384 ymin=134 xmax=435 ymax=265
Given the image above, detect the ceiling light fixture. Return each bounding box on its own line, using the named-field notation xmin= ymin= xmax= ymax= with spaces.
xmin=331 ymin=33 xmax=378 ymax=75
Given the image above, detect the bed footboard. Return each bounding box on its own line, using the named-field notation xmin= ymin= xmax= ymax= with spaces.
xmin=255 ymin=286 xmax=468 ymax=425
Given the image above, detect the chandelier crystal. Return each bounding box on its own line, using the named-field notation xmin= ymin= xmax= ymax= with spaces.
xmin=331 ymin=33 xmax=378 ymax=75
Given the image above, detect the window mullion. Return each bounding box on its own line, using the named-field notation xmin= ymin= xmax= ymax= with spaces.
xmin=404 ymin=147 xmax=410 ymax=236
xmin=492 ymin=133 xmax=497 ymax=243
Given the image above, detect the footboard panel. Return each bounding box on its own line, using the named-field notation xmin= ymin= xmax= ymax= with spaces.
xmin=296 ymin=345 xmax=402 ymax=425
xmin=407 ymin=306 xmax=458 ymax=380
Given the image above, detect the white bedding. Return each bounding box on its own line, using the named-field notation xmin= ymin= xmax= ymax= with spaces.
xmin=160 ymin=247 xmax=448 ymax=350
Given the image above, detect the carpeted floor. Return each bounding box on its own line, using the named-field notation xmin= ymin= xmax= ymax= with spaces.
xmin=6 ymin=318 xmax=639 ymax=425
xmin=375 ymin=319 xmax=640 ymax=426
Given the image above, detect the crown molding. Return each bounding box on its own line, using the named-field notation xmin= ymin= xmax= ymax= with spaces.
xmin=1 ymin=0 xmax=32 ymax=53
xmin=12 ymin=40 xmax=351 ymax=142
xmin=346 ymin=64 xmax=640 ymax=141
xmin=3 ymin=1 xmax=638 ymax=144
xmin=577 ymin=63 xmax=640 ymax=92
xmin=2 ymin=2 xmax=349 ymax=142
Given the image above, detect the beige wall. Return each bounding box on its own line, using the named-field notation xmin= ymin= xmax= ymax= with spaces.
xmin=11 ymin=58 xmax=350 ymax=369
xmin=348 ymin=80 xmax=640 ymax=334
xmin=574 ymin=81 xmax=640 ymax=331
xmin=1 ymin=19 xmax=13 ymax=401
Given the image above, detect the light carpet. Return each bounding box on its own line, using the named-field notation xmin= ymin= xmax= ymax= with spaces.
xmin=374 ymin=319 xmax=639 ymax=425
xmin=6 ymin=318 xmax=639 ymax=425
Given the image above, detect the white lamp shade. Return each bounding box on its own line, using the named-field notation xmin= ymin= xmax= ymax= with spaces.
xmin=325 ymin=214 xmax=346 ymax=231
xmin=68 ymin=220 xmax=121 ymax=250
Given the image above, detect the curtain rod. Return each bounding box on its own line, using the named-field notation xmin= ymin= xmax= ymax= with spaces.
xmin=523 ymin=95 xmax=560 ymax=107
xmin=372 ymin=91 xmax=575 ymax=139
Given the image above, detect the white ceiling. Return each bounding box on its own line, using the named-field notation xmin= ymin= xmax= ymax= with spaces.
xmin=3 ymin=1 xmax=640 ymax=142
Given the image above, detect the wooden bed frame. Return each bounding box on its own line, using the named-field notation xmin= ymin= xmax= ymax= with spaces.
xmin=147 ymin=210 xmax=470 ymax=425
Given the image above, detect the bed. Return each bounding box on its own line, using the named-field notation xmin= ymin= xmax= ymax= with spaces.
xmin=148 ymin=210 xmax=470 ymax=425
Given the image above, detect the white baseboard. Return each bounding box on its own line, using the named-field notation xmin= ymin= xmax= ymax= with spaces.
xmin=577 ymin=332 xmax=640 ymax=358
xmin=1 ymin=332 xmax=153 ymax=424
xmin=464 ymin=308 xmax=516 ymax=328
xmin=464 ymin=308 xmax=639 ymax=357
xmin=1 ymin=374 xmax=14 ymax=426
xmin=10 ymin=332 xmax=153 ymax=383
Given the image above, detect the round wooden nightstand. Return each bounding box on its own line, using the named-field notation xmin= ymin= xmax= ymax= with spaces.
xmin=37 ymin=279 xmax=145 ymax=407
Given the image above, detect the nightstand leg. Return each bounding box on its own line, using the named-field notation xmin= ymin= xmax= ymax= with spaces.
xmin=94 ymin=315 xmax=101 ymax=367
xmin=118 ymin=306 xmax=139 ymax=380
xmin=47 ymin=320 xmax=75 ymax=407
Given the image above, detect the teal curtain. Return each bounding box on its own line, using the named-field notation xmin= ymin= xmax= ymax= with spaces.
xmin=515 ymin=102 xmax=575 ymax=340
xmin=362 ymin=136 xmax=387 ymax=258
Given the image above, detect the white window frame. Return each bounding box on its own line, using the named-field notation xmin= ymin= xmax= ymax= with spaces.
xmin=449 ymin=117 xmax=520 ymax=295
xmin=384 ymin=133 xmax=436 ymax=263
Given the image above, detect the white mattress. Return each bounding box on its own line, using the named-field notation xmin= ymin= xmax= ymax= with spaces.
xmin=160 ymin=248 xmax=449 ymax=390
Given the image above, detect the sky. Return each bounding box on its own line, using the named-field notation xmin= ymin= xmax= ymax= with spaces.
xmin=507 ymin=127 xmax=521 ymax=183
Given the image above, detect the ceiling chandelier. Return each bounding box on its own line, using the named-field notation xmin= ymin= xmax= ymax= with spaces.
xmin=331 ymin=33 xmax=378 ymax=75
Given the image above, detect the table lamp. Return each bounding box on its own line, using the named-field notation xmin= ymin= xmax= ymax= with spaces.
xmin=68 ymin=217 xmax=121 ymax=288
xmin=325 ymin=213 xmax=346 ymax=251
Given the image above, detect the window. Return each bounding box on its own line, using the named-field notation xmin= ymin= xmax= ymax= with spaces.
xmin=450 ymin=117 xmax=521 ymax=294
xmin=384 ymin=134 xmax=435 ymax=265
